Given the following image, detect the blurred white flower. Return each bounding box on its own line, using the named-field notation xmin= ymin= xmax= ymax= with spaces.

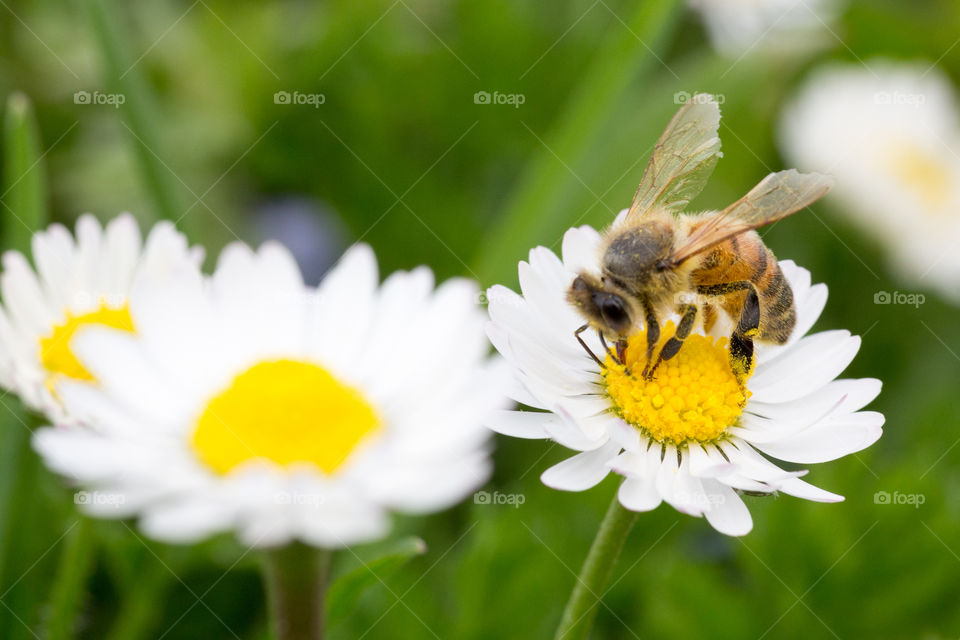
xmin=485 ymin=226 xmax=882 ymax=536
xmin=779 ymin=61 xmax=960 ymax=303
xmin=690 ymin=0 xmax=841 ymax=57
xmin=0 ymin=214 xmax=201 ymax=420
xmin=34 ymin=242 xmax=507 ymax=548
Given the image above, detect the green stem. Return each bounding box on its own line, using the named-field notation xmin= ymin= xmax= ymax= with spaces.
xmin=263 ymin=544 xmax=332 ymax=640
xmin=45 ymin=519 xmax=97 ymax=640
xmin=103 ymin=561 xmax=175 ymax=640
xmin=553 ymin=496 xmax=638 ymax=640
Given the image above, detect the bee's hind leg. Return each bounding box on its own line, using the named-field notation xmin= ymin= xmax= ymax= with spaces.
xmin=644 ymin=304 xmax=697 ymax=380
xmin=729 ymin=285 xmax=760 ymax=382
xmin=697 ymin=282 xmax=760 ymax=382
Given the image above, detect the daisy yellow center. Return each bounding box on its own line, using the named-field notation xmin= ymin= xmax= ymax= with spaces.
xmin=886 ymin=143 xmax=953 ymax=212
xmin=39 ymin=305 xmax=135 ymax=381
xmin=191 ymin=359 xmax=381 ymax=475
xmin=603 ymin=322 xmax=750 ymax=446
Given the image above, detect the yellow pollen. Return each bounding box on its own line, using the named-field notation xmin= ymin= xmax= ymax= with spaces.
xmin=885 ymin=143 xmax=953 ymax=212
xmin=39 ymin=304 xmax=135 ymax=381
xmin=603 ymin=322 xmax=750 ymax=446
xmin=191 ymin=359 xmax=381 ymax=475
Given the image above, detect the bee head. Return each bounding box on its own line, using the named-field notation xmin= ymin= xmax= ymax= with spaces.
xmin=567 ymin=273 xmax=636 ymax=339
xmin=602 ymin=222 xmax=675 ymax=287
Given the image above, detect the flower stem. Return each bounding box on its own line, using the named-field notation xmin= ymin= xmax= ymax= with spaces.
xmin=263 ymin=543 xmax=332 ymax=640
xmin=45 ymin=518 xmax=97 ymax=640
xmin=553 ymin=495 xmax=638 ymax=640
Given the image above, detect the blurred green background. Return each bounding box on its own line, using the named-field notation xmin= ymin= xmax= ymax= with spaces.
xmin=1 ymin=0 xmax=959 ymax=638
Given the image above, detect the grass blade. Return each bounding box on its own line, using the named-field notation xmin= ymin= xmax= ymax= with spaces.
xmin=2 ymin=92 xmax=47 ymax=250
xmin=474 ymin=0 xmax=684 ymax=284
xmin=82 ymin=0 xmax=186 ymax=222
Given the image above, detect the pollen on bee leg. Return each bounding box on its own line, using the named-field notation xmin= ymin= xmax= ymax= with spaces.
xmin=603 ymin=322 xmax=751 ymax=446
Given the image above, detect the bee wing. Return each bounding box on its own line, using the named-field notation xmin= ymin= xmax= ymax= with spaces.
xmin=669 ymin=169 xmax=834 ymax=265
xmin=627 ymin=95 xmax=723 ymax=219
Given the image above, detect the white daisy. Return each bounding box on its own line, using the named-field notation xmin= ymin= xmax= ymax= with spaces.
xmin=779 ymin=61 xmax=960 ymax=303
xmin=689 ymin=0 xmax=840 ymax=57
xmin=0 ymin=214 xmax=202 ymax=420
xmin=33 ymin=241 xmax=506 ymax=548
xmin=485 ymin=224 xmax=883 ymax=536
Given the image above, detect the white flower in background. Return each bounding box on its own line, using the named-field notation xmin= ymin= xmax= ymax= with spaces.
xmin=780 ymin=61 xmax=960 ymax=303
xmin=689 ymin=0 xmax=841 ymax=57
xmin=34 ymin=242 xmax=506 ymax=547
xmin=485 ymin=225 xmax=882 ymax=536
xmin=0 ymin=214 xmax=201 ymax=420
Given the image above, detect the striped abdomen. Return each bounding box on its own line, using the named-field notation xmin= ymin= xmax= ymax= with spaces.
xmin=689 ymin=231 xmax=796 ymax=344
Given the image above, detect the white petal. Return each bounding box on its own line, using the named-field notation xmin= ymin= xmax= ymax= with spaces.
xmin=1 ymin=251 xmax=57 ymax=334
xmin=541 ymin=441 xmax=619 ymax=491
xmin=561 ymin=225 xmax=602 ymax=275
xmin=484 ymin=409 xmax=552 ymax=439
xmin=618 ymin=476 xmax=661 ymax=512
xmin=746 ymin=378 xmax=881 ymax=427
xmin=778 ymin=477 xmax=844 ymax=502
xmin=140 ymin=498 xmax=236 ymax=543
xmin=703 ymin=482 xmax=753 ymax=536
xmin=750 ymin=411 xmax=884 ymax=463
xmin=750 ymin=331 xmax=860 ymax=403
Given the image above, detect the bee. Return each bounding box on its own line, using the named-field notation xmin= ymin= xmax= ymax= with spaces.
xmin=567 ymin=95 xmax=833 ymax=381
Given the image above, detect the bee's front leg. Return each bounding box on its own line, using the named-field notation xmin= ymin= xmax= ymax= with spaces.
xmin=644 ymin=303 xmax=697 ymax=380
xmin=639 ymin=297 xmax=660 ymax=378
xmin=574 ymin=323 xmax=605 ymax=368
xmin=615 ymin=339 xmax=628 ymax=366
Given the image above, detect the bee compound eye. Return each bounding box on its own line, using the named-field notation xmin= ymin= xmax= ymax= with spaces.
xmin=599 ymin=297 xmax=629 ymax=330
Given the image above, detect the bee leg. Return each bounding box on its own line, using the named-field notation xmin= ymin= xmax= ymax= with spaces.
xmin=574 ymin=324 xmax=605 ymax=368
xmin=644 ymin=304 xmax=697 ymax=380
xmin=697 ymin=282 xmax=759 ymax=382
xmin=730 ymin=285 xmax=760 ymax=382
xmin=639 ymin=298 xmax=660 ymax=378
xmin=615 ymin=339 xmax=628 ymax=367
xmin=598 ymin=331 xmax=620 ymax=365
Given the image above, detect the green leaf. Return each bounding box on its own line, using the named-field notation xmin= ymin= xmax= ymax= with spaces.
xmin=326 ymin=536 xmax=427 ymax=623
xmin=2 ymin=91 xmax=47 ymax=252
